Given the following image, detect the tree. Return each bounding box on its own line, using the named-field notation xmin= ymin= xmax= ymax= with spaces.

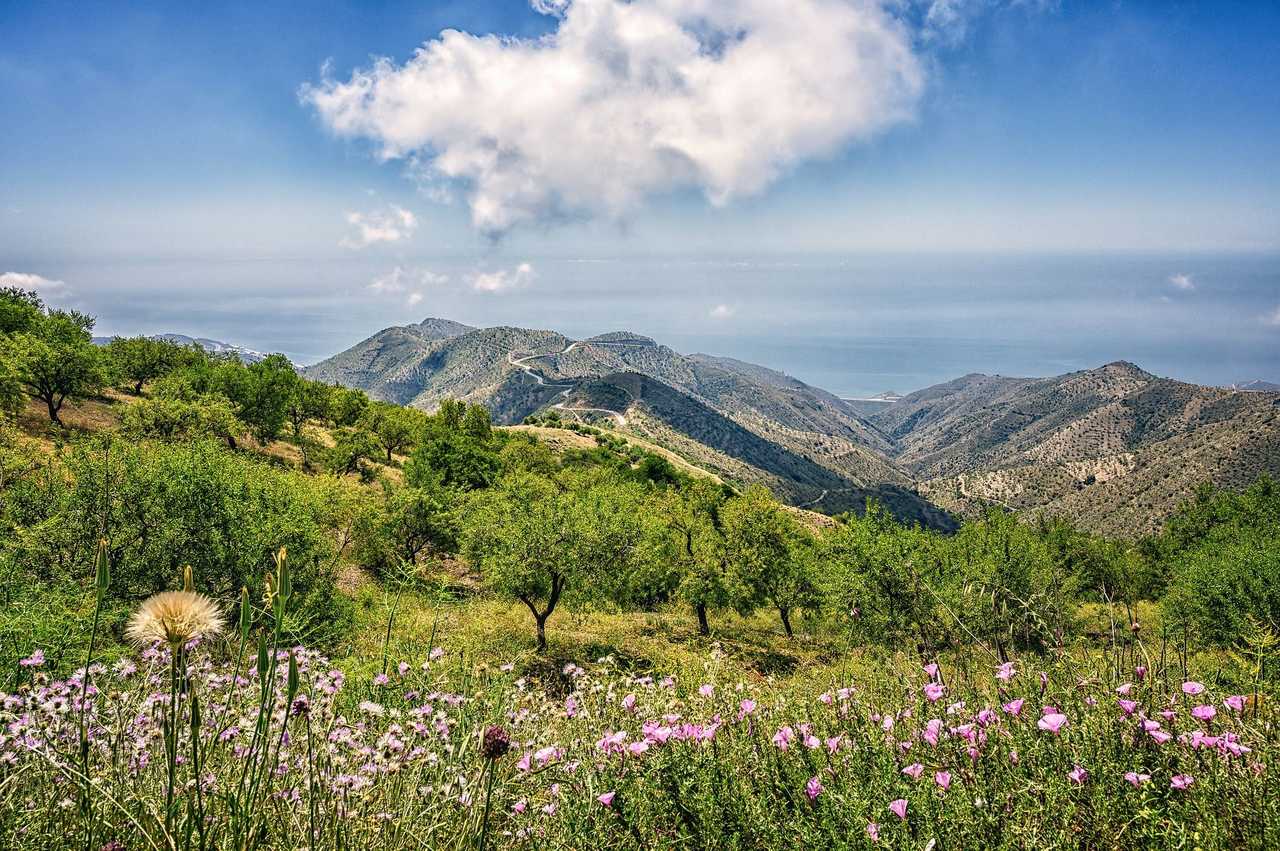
xmin=406 ymin=429 xmax=501 ymax=491
xmin=220 ymin=353 xmax=299 ymax=442
xmin=462 ymin=470 xmax=651 ymax=650
xmin=0 ymin=356 xmax=22 ymax=420
xmin=328 ymin=426 xmax=380 ymax=478
xmin=285 ymin=381 xmax=332 ymax=467
xmin=461 ymin=404 xmax=492 ymax=441
xmin=6 ymin=310 xmax=105 ymax=424
xmin=105 ymin=336 xmax=183 ymax=395
xmin=0 ymin=287 xmax=43 ymax=336
xmin=356 ymin=479 xmax=458 ymax=574
xmin=363 ymin=402 xmax=419 ymax=463
xmin=659 ymin=480 xmax=732 ymax=635
xmin=326 ymin=386 xmax=369 ymax=427
xmin=721 ymin=485 xmax=819 ymax=638
xmin=118 ymin=396 xmax=244 ymax=449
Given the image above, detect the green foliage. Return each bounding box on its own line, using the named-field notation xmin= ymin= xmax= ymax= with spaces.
xmin=361 ymin=401 xmax=424 ymax=463
xmin=104 ymin=335 xmax=187 ymax=394
xmin=355 ymin=478 xmax=459 ymax=576
xmin=3 ymin=309 xmax=106 ymax=424
xmin=220 ymin=353 xmax=300 ymax=442
xmin=1160 ymin=477 xmax=1280 ymax=646
xmin=0 ymin=286 xmax=44 ymax=336
xmin=721 ymin=485 xmax=819 ymax=638
xmin=118 ymin=395 xmax=244 ymax=447
xmin=461 ymin=469 xmax=654 ymax=649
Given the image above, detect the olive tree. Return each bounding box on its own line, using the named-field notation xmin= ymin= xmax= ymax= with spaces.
xmin=462 ymin=470 xmax=651 ymax=650
xmin=6 ymin=310 xmax=106 ymax=424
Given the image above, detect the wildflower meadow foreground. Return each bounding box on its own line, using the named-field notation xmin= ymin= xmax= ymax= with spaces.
xmin=1 ymin=556 xmax=1275 ymax=849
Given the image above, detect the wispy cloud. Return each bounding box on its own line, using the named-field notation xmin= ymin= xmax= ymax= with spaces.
xmin=341 ymin=204 xmax=418 ymax=249
xmin=1168 ymin=272 xmax=1195 ymax=291
xmin=303 ymin=0 xmax=924 ymax=237
xmin=470 ymin=262 xmax=536 ymax=294
xmin=1263 ymin=306 xmax=1280 ymax=327
xmin=0 ymin=271 xmax=68 ymax=298
xmin=709 ymin=303 xmax=736 ymax=320
xmin=367 ymin=266 xmax=447 ymax=307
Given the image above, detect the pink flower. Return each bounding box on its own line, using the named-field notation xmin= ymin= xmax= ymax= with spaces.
xmin=818 ymin=691 xmax=833 ymax=705
xmin=825 ymin=735 xmax=842 ymax=753
xmin=598 ymin=791 xmax=616 ymax=808
xmin=1002 ymin=698 xmax=1025 ymax=717
xmin=934 ymin=770 xmax=952 ymax=790
xmin=803 ymin=734 xmax=821 ymax=750
xmin=772 ymin=726 xmax=795 ymax=750
xmin=429 ymin=646 xmax=445 ymax=661
xmin=738 ymin=699 xmax=757 ymax=720
xmin=1067 ymin=764 xmax=1088 ymax=785
xmin=923 ymin=718 xmax=943 ymax=746
xmin=1124 ymin=771 xmax=1150 ymax=787
xmin=866 ymin=822 xmax=880 ymax=842
xmin=1181 ymin=681 xmax=1205 ymax=696
xmin=1117 ymin=699 xmax=1139 ymax=716
xmin=627 ymin=741 xmax=649 ymax=756
xmin=1224 ymin=695 xmax=1245 ymax=712
xmin=516 ymin=752 xmax=532 ymax=772
xmin=923 ymin=663 xmax=940 ymax=679
xmin=1009 ymin=750 xmax=1019 ymax=765
xmin=805 ymin=776 xmax=824 ymax=801
xmin=1037 ymin=713 xmax=1068 ymax=734
xmin=1116 ymin=682 xmax=1135 ymax=696
xmin=902 ymin=763 xmax=925 ymax=780
xmin=1148 ymin=729 xmax=1172 ymax=744
xmin=513 ymin=799 xmax=527 ymax=814
xmin=996 ymin=661 xmax=1016 ymax=681
xmin=1134 ymin=665 xmax=1147 ymax=680
xmin=698 ymin=683 xmax=715 ymax=698
xmin=1039 ymin=671 xmax=1049 ymax=690
xmin=924 ymin=682 xmax=945 ymax=703
xmin=889 ymin=799 xmax=908 ymax=821
xmin=565 ymin=695 xmax=578 ymax=719
xmin=1191 ymin=704 xmax=1216 ymax=722
xmin=19 ymin=649 xmax=44 ymax=668
xmin=1170 ymin=774 xmax=1194 ymax=790
xmin=621 ymin=693 xmax=636 ymax=713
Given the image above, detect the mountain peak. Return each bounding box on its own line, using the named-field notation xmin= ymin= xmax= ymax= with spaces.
xmin=413 ymin=318 xmax=476 ymax=341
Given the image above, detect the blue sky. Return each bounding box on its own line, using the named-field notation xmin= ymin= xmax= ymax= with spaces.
xmin=1 ymin=1 xmax=1277 ymax=389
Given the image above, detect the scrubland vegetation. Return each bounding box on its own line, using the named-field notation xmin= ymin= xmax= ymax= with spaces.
xmin=1 ymin=285 xmax=1278 ymax=848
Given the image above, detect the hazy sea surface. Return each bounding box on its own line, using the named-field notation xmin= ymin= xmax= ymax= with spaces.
xmin=49 ymin=252 xmax=1280 ymax=399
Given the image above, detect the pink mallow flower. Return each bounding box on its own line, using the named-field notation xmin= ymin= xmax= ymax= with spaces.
xmin=1068 ymin=764 xmax=1088 ymax=785
xmin=889 ymin=799 xmax=908 ymax=821
xmin=934 ymin=770 xmax=952 ymax=791
xmin=1003 ymin=698 xmax=1025 ymax=717
xmin=1124 ymin=771 xmax=1151 ymax=787
xmin=698 ymin=683 xmax=715 ymax=698
xmin=772 ymin=726 xmax=795 ymax=751
xmin=923 ymin=663 xmax=940 ymax=679
xmin=597 ymin=792 xmax=616 ymax=808
xmin=1224 ymin=695 xmax=1245 ymax=712
xmin=621 ymin=693 xmax=636 ymax=713
xmin=924 ymin=682 xmax=946 ymax=703
xmin=1117 ymin=699 xmax=1139 ymax=716
xmin=1170 ymin=774 xmax=1195 ymax=790
xmin=806 ymin=776 xmax=824 ymax=801
xmin=902 ymin=763 xmax=925 ymax=780
xmin=996 ymin=661 xmax=1016 ymax=681
xmin=1181 ymin=681 xmax=1205 ymax=696
xmin=1191 ymin=704 xmax=1216 ymax=722
xmin=738 ymin=699 xmax=756 ymax=720
xmin=1037 ymin=713 xmax=1068 ymax=734
xmin=866 ymin=822 xmax=880 ymax=843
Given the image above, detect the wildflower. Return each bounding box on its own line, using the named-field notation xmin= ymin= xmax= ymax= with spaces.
xmin=125 ymin=591 xmax=224 ymax=647
xmin=805 ymin=776 xmax=823 ymax=801
xmin=866 ymin=822 xmax=880 ymax=842
xmin=397 ymin=661 xmax=410 ymax=677
xmin=1124 ymin=771 xmax=1150 ymax=787
xmin=1224 ymin=695 xmax=1245 ymax=712
xmin=373 ymin=674 xmax=390 ymax=686
xmin=1116 ymin=682 xmax=1134 ymax=696
xmin=290 ymin=695 xmax=311 ymax=718
xmin=1148 ymin=729 xmax=1172 ymax=744
xmin=1117 ymin=699 xmax=1138 ymax=716
xmin=19 ymin=649 xmax=45 ymax=668
xmin=481 ymin=725 xmax=511 ymax=760
xmin=565 ymin=695 xmax=578 ymax=718
xmin=825 ymin=735 xmax=842 ymax=753
xmin=818 ymin=691 xmax=833 ymax=705
xmin=597 ymin=791 xmax=616 ymax=808
xmin=1134 ymin=665 xmax=1147 ymax=680
xmin=738 ymin=699 xmax=757 ymax=720
xmin=889 ymin=799 xmax=908 ymax=821
xmin=1009 ymin=750 xmax=1019 ymax=765
xmin=924 ymin=682 xmax=945 ymax=703
xmin=1191 ymin=704 xmax=1216 ymax=722
xmin=934 ymin=770 xmax=952 ymax=791
xmin=1037 ymin=713 xmax=1067 ymax=734
xmin=1067 ymin=764 xmax=1088 ymax=785
xmin=772 ymin=726 xmax=795 ymax=750
xmin=621 ymin=693 xmax=637 ymax=713
xmin=429 ymin=647 xmax=445 ymax=661
xmin=1170 ymin=774 xmax=1194 ymax=790
xmin=923 ymin=718 xmax=942 ymax=746
xmin=923 ymin=663 xmax=939 ymax=679
xmin=699 ymin=683 xmax=714 ymax=698
xmin=512 ymin=799 xmax=527 ymax=814
xmin=1002 ymin=698 xmax=1025 ymax=717
xmin=516 ymin=752 xmax=532 ymax=772
xmin=903 ymin=763 xmax=925 ymax=779
xmin=1181 ymin=681 xmax=1205 ymax=696
xmin=627 ymin=741 xmax=649 ymax=756
xmin=995 ymin=661 xmax=1016 ymax=681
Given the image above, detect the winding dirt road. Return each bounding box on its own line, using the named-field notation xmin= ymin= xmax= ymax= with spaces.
xmin=508 ymin=340 xmax=649 ymax=427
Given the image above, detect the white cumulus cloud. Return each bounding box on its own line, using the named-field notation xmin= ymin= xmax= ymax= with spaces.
xmin=303 ymin=0 xmax=924 ymax=236
xmin=341 ymin=204 xmax=418 ymax=248
xmin=709 ymin=303 xmax=736 ymax=319
xmin=1168 ymin=273 xmax=1195 ymax=291
xmin=0 ymin=271 xmax=68 ymax=297
xmin=367 ymin=266 xmax=448 ymax=307
xmin=471 ymin=262 xmax=536 ymax=293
